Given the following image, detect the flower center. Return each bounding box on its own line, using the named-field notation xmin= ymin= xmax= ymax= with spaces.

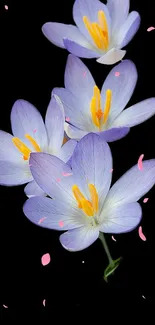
xmin=83 ymin=10 xmax=109 ymax=50
xmin=72 ymin=184 xmax=98 ymax=217
xmin=90 ymin=85 xmax=112 ymax=130
xmin=12 ymin=134 xmax=41 ymax=160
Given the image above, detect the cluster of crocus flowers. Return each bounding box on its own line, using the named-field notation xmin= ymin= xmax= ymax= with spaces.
xmin=1 ymin=0 xmax=155 ymax=281
xmin=42 ymin=0 xmax=141 ymax=65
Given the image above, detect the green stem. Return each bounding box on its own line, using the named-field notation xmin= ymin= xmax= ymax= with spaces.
xmin=99 ymin=232 xmax=114 ymax=265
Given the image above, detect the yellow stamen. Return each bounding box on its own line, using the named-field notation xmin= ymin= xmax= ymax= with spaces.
xmin=63 ymin=136 xmax=68 ymax=145
xmin=90 ymin=96 xmax=100 ymax=128
xmin=80 ymin=198 xmax=94 ymax=217
xmin=12 ymin=137 xmax=31 ymax=160
xmin=103 ymin=89 xmax=112 ymax=124
xmin=88 ymin=184 xmax=98 ymax=213
xmin=72 ymin=184 xmax=99 ymax=217
xmin=83 ymin=10 xmax=109 ymax=50
xmin=72 ymin=185 xmax=85 ymax=209
xmin=98 ymin=10 xmax=109 ymax=45
xmin=12 ymin=133 xmax=41 ymax=160
xmin=25 ymin=134 xmax=41 ymax=152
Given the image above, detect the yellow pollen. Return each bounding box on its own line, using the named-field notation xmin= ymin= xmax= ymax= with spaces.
xmin=12 ymin=134 xmax=41 ymax=160
xmin=72 ymin=184 xmax=99 ymax=217
xmin=90 ymin=86 xmax=112 ymax=129
xmin=83 ymin=10 xmax=109 ymax=50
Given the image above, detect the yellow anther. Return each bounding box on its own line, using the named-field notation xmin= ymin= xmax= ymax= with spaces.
xmin=90 ymin=96 xmax=100 ymax=128
xmin=98 ymin=10 xmax=109 ymax=47
xmin=88 ymin=184 xmax=98 ymax=213
xmin=103 ymin=89 xmax=112 ymax=124
xmin=83 ymin=11 xmax=109 ymax=50
xmin=12 ymin=137 xmax=31 ymax=160
xmin=80 ymin=198 xmax=94 ymax=217
xmin=72 ymin=185 xmax=85 ymax=209
xmin=72 ymin=184 xmax=99 ymax=217
xmin=25 ymin=134 xmax=41 ymax=152
xmin=12 ymin=133 xmax=41 ymax=160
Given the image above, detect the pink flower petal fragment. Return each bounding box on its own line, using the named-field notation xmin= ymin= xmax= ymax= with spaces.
xmin=3 ymin=304 xmax=8 ymax=308
xmin=147 ymin=27 xmax=155 ymax=32
xmin=33 ymin=129 xmax=37 ymax=133
xmin=83 ymin=71 xmax=86 ymax=77
xmin=38 ymin=217 xmax=47 ymax=224
xmin=4 ymin=5 xmax=8 ymax=10
xmin=41 ymin=253 xmax=51 ymax=266
xmin=59 ymin=220 xmax=64 ymax=228
xmin=43 ymin=299 xmax=46 ymax=306
xmin=138 ymin=226 xmax=146 ymax=241
xmin=110 ymin=169 xmax=113 ymax=173
xmin=111 ymin=235 xmax=117 ymax=242
xmin=65 ymin=117 xmax=70 ymax=122
xmin=138 ymin=154 xmax=144 ymax=170
xmin=62 ymin=172 xmax=73 ymax=177
xmin=115 ymin=72 xmax=120 ymax=77
xmin=143 ymin=197 xmax=149 ymax=203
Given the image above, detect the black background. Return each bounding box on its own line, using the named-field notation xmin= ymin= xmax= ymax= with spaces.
xmin=1 ymin=0 xmax=155 ymax=320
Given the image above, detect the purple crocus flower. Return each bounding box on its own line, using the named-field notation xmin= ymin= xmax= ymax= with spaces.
xmin=23 ymin=133 xmax=155 ymax=252
xmin=53 ymin=55 xmax=155 ymax=142
xmin=42 ymin=0 xmax=141 ymax=65
xmin=0 ymin=95 xmax=77 ymax=198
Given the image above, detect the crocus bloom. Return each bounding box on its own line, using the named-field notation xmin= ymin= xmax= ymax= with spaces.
xmin=53 ymin=55 xmax=155 ymax=142
xmin=0 ymin=95 xmax=77 ymax=197
xmin=42 ymin=0 xmax=141 ymax=65
xmin=23 ymin=133 xmax=155 ymax=252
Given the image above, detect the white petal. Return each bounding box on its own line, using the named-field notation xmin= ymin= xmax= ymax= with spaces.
xmin=96 ymin=48 xmax=126 ymax=65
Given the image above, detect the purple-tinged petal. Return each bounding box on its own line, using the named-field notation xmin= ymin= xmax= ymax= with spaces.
xmin=56 ymin=140 xmax=77 ymax=163
xmin=59 ymin=225 xmax=99 ymax=251
xmin=24 ymin=180 xmax=46 ymax=198
xmin=0 ymin=130 xmax=32 ymax=185
xmin=111 ymin=98 xmax=155 ymax=128
xmin=45 ymin=96 xmax=65 ymax=153
xmin=101 ymin=60 xmax=137 ymax=125
xmin=42 ymin=22 xmax=89 ymax=49
xmin=73 ymin=0 xmax=111 ymax=44
xmin=107 ymin=0 xmax=129 ymax=32
xmin=63 ymin=38 xmax=99 ymax=58
xmin=96 ymin=48 xmax=126 ymax=65
xmin=117 ymin=11 xmax=141 ymax=48
xmin=52 ymin=88 xmax=91 ymax=130
xmin=71 ymin=133 xmax=112 ymax=212
xmin=99 ymin=202 xmax=142 ymax=233
xmin=29 ymin=153 xmax=75 ymax=204
xmin=104 ymin=160 xmax=155 ymax=206
xmin=0 ymin=160 xmax=32 ymax=186
xmin=0 ymin=131 xmax=21 ymax=162
xmin=64 ymin=123 xmax=88 ymax=140
xmin=64 ymin=54 xmax=95 ymax=106
xmin=98 ymin=127 xmax=130 ymax=142
xmin=23 ymin=196 xmax=83 ymax=230
xmin=11 ymin=100 xmax=48 ymax=150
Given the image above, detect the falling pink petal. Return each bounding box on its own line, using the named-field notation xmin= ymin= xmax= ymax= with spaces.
xmin=38 ymin=217 xmax=47 ymax=224
xmin=41 ymin=253 xmax=51 ymax=266
xmin=65 ymin=117 xmax=70 ymax=122
xmin=143 ymin=197 xmax=149 ymax=203
xmin=3 ymin=304 xmax=8 ymax=308
xmin=43 ymin=299 xmax=46 ymax=306
xmin=110 ymin=169 xmax=113 ymax=172
xmin=4 ymin=5 xmax=8 ymax=10
xmin=62 ymin=172 xmax=73 ymax=177
xmin=111 ymin=235 xmax=117 ymax=242
xmin=83 ymin=71 xmax=86 ymax=77
xmin=147 ymin=26 xmax=155 ymax=32
xmin=56 ymin=178 xmax=61 ymax=182
xmin=138 ymin=154 xmax=144 ymax=170
xmin=138 ymin=226 xmax=147 ymax=241
xmin=59 ymin=220 xmax=64 ymax=228
xmin=115 ymin=71 xmax=120 ymax=77
xmin=33 ymin=129 xmax=37 ymax=133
